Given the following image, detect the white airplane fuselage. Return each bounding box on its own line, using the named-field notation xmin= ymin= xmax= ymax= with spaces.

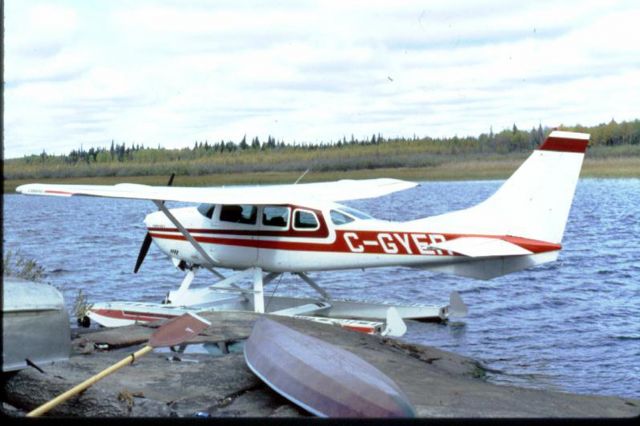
xmin=144 ymin=200 xmax=561 ymax=274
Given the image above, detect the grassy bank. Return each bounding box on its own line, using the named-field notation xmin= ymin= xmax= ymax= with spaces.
xmin=5 ymin=156 xmax=638 ymax=193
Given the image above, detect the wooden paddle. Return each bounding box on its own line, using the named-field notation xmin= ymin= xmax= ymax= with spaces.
xmin=27 ymin=312 xmax=211 ymax=417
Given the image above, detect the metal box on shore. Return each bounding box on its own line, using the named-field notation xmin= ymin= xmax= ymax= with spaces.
xmin=2 ymin=278 xmax=71 ymax=372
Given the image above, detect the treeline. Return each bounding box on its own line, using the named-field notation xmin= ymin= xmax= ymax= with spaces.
xmin=31 ymin=141 xmax=148 ymax=165
xmin=6 ymin=119 xmax=640 ymax=180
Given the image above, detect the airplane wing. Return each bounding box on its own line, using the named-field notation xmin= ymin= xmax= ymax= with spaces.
xmin=429 ymin=237 xmax=533 ymax=257
xmin=16 ymin=178 xmax=417 ymax=205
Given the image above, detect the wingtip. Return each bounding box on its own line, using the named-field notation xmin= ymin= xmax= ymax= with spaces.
xmin=15 ymin=183 xmax=36 ymax=194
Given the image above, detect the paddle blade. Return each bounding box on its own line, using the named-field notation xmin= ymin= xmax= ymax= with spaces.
xmin=134 ymin=232 xmax=153 ymax=273
xmin=148 ymin=313 xmax=211 ymax=347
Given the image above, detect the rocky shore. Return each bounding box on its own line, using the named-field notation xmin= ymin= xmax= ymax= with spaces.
xmin=2 ymin=311 xmax=639 ymax=418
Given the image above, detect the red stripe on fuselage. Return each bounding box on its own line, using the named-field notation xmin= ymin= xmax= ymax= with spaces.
xmin=149 ymin=228 xmax=560 ymax=256
xmin=501 ymin=235 xmax=562 ymax=253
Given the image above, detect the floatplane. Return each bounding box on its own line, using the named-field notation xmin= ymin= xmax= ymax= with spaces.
xmin=16 ymin=130 xmax=589 ymax=337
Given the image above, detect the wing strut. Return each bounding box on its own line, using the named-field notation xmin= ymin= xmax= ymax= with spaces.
xmin=152 ymin=200 xmax=222 ymax=273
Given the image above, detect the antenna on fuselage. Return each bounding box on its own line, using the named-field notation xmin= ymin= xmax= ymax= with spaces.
xmin=294 ymin=168 xmax=311 ymax=185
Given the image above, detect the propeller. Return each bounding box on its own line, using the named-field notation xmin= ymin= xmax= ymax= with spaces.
xmin=134 ymin=173 xmax=175 ymax=273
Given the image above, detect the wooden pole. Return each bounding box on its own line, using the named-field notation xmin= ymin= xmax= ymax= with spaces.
xmin=27 ymin=345 xmax=153 ymax=417
xmin=25 ymin=313 xmax=210 ymax=417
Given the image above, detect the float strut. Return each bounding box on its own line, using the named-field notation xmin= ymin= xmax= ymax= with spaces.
xmin=295 ymin=272 xmax=331 ymax=301
xmin=253 ymin=267 xmax=265 ymax=313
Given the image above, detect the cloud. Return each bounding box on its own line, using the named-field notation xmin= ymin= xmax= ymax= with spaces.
xmin=4 ymin=0 xmax=640 ymax=158
xmin=8 ymin=3 xmax=78 ymax=52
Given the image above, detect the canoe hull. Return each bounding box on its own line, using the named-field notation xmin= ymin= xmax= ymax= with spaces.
xmin=244 ymin=316 xmax=416 ymax=418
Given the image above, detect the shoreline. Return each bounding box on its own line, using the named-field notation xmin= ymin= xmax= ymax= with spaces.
xmin=3 ymin=312 xmax=639 ymax=418
xmin=4 ymin=157 xmax=640 ymax=193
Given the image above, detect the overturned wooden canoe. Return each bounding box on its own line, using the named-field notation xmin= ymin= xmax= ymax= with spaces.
xmin=244 ymin=316 xmax=416 ymax=418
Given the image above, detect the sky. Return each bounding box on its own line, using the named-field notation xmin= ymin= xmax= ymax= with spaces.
xmin=4 ymin=0 xmax=640 ymax=159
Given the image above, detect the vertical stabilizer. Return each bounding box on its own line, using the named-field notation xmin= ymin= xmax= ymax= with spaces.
xmin=411 ymin=131 xmax=589 ymax=244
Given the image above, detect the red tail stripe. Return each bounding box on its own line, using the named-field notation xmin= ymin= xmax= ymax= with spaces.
xmin=539 ymin=136 xmax=588 ymax=153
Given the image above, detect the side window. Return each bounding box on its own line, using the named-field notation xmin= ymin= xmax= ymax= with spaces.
xmin=330 ymin=210 xmax=354 ymax=225
xmin=262 ymin=206 xmax=290 ymax=228
xmin=293 ymin=209 xmax=319 ymax=230
xmin=197 ymin=203 xmax=215 ymax=219
xmin=219 ymin=205 xmax=257 ymax=224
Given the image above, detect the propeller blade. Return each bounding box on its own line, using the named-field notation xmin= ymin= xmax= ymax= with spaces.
xmin=134 ymin=232 xmax=153 ymax=273
xmin=134 ymin=174 xmax=175 ymax=273
xmin=158 ymin=173 xmax=176 ymax=207
xmin=133 ymin=173 xmax=176 ymax=274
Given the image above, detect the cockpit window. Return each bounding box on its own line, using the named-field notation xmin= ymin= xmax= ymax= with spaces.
xmin=262 ymin=206 xmax=290 ymax=228
xmin=330 ymin=210 xmax=354 ymax=225
xmin=339 ymin=206 xmax=373 ymax=220
xmin=220 ymin=204 xmax=257 ymax=224
xmin=197 ymin=203 xmax=215 ymax=219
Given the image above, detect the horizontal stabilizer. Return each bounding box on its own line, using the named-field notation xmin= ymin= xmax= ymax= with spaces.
xmin=429 ymin=237 xmax=533 ymax=257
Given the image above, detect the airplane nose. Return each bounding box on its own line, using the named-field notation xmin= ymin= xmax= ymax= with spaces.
xmin=135 ymin=213 xmax=159 ymax=274
xmin=144 ymin=210 xmax=166 ymax=228
xmin=135 ymin=210 xmax=172 ymax=273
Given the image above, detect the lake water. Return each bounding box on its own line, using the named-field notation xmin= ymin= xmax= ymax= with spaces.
xmin=3 ymin=178 xmax=639 ymax=399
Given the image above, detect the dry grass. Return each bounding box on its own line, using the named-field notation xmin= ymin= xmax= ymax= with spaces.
xmin=581 ymin=157 xmax=640 ymax=177
xmin=5 ymin=156 xmax=639 ymax=193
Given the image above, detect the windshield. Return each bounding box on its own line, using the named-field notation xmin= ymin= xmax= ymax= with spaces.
xmin=338 ymin=206 xmax=373 ymax=220
xmin=330 ymin=210 xmax=354 ymax=225
xmin=330 ymin=205 xmax=374 ymax=225
xmin=197 ymin=203 xmax=215 ymax=219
